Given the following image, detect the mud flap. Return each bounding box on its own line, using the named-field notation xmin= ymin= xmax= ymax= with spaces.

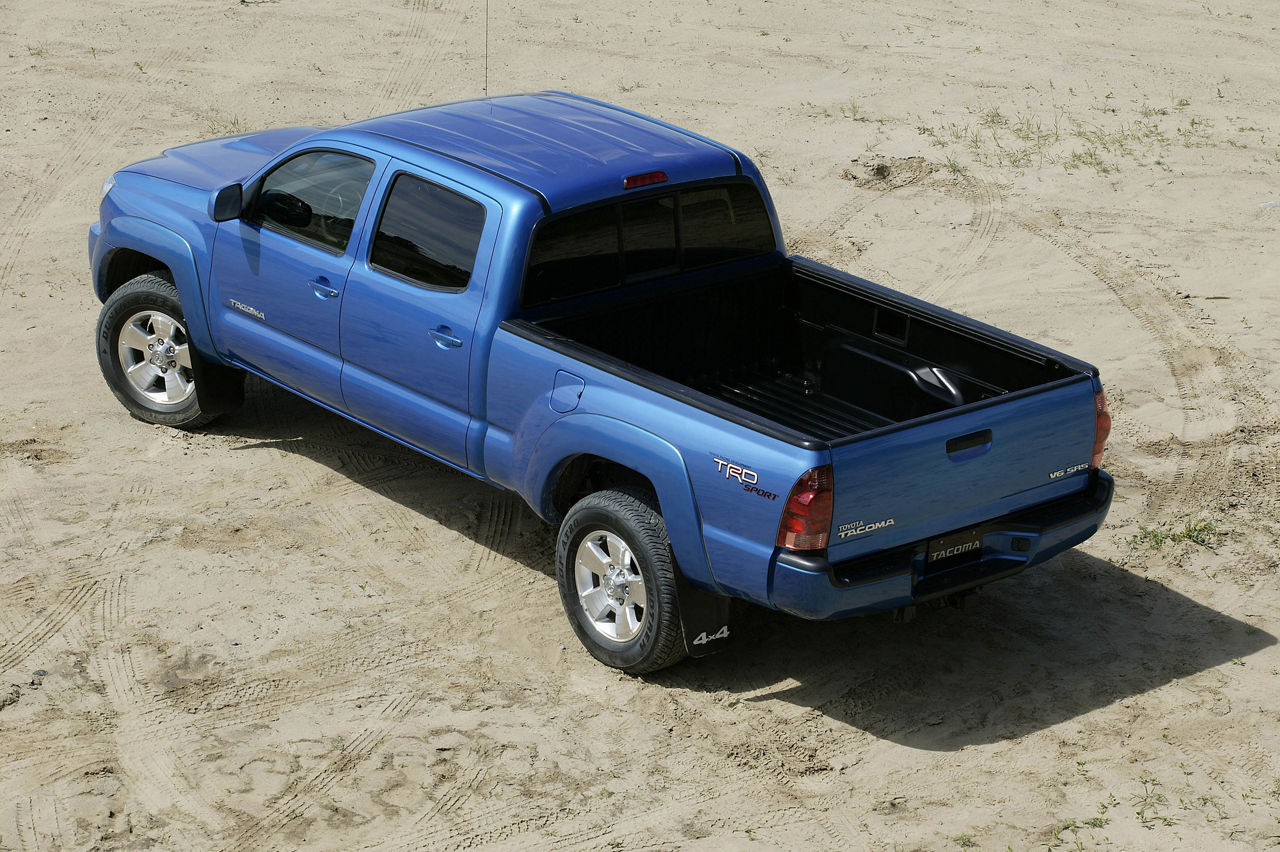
xmin=189 ymin=348 xmax=245 ymax=417
xmin=677 ymin=575 xmax=734 ymax=658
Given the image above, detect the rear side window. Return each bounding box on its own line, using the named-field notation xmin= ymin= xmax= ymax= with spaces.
xmin=254 ymin=150 xmax=375 ymax=252
xmin=370 ymin=173 xmax=487 ymax=291
xmin=524 ymin=181 xmax=776 ymax=307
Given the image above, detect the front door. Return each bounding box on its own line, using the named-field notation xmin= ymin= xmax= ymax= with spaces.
xmin=209 ymin=148 xmax=380 ymax=408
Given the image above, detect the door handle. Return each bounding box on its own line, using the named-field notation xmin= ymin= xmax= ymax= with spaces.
xmin=429 ymin=326 xmax=463 ymax=349
xmin=309 ymin=277 xmax=339 ymax=299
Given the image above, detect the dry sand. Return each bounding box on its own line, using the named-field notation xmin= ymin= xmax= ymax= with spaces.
xmin=2 ymin=1 xmax=1279 ymax=849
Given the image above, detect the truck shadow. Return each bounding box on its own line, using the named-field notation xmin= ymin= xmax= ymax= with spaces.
xmin=656 ymin=549 xmax=1275 ymax=749
xmin=208 ymin=377 xmax=556 ymax=571
xmin=212 ymin=380 xmax=1273 ymax=750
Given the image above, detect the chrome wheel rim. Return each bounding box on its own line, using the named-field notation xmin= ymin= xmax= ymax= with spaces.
xmin=574 ymin=530 xmax=647 ymax=643
xmin=117 ymin=309 xmax=196 ymax=407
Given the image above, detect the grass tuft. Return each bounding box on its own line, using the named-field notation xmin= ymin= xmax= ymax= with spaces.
xmin=1129 ymin=518 xmax=1220 ymax=551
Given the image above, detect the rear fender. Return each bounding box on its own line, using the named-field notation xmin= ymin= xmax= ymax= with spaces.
xmin=524 ymin=413 xmax=722 ymax=595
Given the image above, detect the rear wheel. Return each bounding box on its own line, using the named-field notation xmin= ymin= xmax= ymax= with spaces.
xmin=96 ymin=274 xmax=234 ymax=429
xmin=556 ymin=489 xmax=688 ymax=674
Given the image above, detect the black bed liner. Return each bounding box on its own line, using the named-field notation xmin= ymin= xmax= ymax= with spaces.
xmin=523 ymin=258 xmax=1082 ymax=444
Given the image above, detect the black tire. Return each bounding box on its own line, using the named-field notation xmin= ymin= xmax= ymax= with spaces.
xmin=556 ymin=488 xmax=688 ymax=674
xmin=96 ymin=273 xmax=236 ymax=429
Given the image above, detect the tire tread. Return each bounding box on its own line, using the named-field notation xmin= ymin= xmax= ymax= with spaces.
xmin=556 ymin=488 xmax=688 ymax=674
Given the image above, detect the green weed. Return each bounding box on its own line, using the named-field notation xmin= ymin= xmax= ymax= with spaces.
xmin=979 ymin=107 xmax=1008 ymax=129
xmin=1128 ymin=518 xmax=1220 ymax=551
xmin=1064 ymin=147 xmax=1113 ymax=175
xmin=1131 ymin=773 xmax=1169 ymax=811
xmin=197 ymin=110 xmax=249 ymax=137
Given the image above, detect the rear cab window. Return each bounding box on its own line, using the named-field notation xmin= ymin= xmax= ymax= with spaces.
xmin=523 ymin=181 xmax=776 ymax=308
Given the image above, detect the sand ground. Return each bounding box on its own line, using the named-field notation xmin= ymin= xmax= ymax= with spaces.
xmin=2 ymin=1 xmax=1279 ymax=849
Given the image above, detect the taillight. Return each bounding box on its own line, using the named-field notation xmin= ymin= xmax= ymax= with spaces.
xmin=776 ymin=465 xmax=834 ymax=551
xmin=1091 ymin=389 xmax=1111 ymax=469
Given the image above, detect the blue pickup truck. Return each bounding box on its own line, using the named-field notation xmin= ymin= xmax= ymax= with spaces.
xmin=90 ymin=92 xmax=1113 ymax=673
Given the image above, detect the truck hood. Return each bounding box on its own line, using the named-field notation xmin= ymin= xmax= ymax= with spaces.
xmin=120 ymin=126 xmax=322 ymax=191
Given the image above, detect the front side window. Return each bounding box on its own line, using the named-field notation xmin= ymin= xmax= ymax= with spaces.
xmin=254 ymin=150 xmax=375 ymax=252
xmin=370 ymin=174 xmax=487 ymax=291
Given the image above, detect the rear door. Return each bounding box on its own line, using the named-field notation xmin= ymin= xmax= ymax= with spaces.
xmin=339 ymin=161 xmax=499 ymax=467
xmin=208 ymin=147 xmax=384 ymax=408
xmin=823 ymin=376 xmax=1099 ymax=564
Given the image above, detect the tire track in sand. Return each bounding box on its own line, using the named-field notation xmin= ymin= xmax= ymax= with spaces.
xmin=0 ymin=579 xmax=100 ymax=675
xmin=430 ymin=490 xmax=528 ymax=612
xmin=0 ymin=46 xmax=189 ymax=294
xmin=2 ymin=580 xmax=117 ymax=795
xmin=141 ymin=513 xmax=538 ymax=738
xmin=13 ymin=796 xmax=39 ymax=852
xmin=0 ymin=491 xmax=40 ymax=550
xmin=222 ymin=692 xmax=422 ymax=852
xmin=510 ymin=692 xmax=858 ymax=851
xmin=917 ymin=174 xmax=1005 ymax=303
xmin=786 ymin=159 xmax=935 ymax=261
xmin=91 ymin=573 xmax=229 ymax=843
xmin=360 ymin=764 xmax=499 ymax=851
xmin=374 ymin=0 xmax=467 ymax=113
xmin=1020 ymin=218 xmax=1276 ymax=516
xmin=370 ymin=796 xmax=579 ymax=851
xmin=130 ymin=629 xmax=444 ymax=749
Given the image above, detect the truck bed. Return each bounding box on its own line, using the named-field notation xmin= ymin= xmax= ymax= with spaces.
xmin=529 ymin=258 xmax=1080 ymax=444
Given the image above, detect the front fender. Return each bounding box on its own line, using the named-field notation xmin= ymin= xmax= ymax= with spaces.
xmin=523 ymin=413 xmax=722 ymax=594
xmin=94 ymin=215 xmax=218 ymax=361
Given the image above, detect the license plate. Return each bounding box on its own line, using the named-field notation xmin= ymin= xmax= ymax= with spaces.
xmin=926 ymin=528 xmax=984 ymax=568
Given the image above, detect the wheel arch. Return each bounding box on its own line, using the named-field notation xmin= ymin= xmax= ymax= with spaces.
xmin=100 ymin=247 xmax=171 ymax=296
xmin=524 ymin=413 xmax=721 ymax=594
xmin=549 ymin=455 xmax=656 ymax=518
xmin=95 ymin=216 xmax=218 ymax=360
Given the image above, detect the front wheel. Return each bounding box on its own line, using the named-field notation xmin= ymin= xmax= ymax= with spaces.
xmin=96 ymin=273 xmax=232 ymax=429
xmin=556 ymin=489 xmax=688 ymax=674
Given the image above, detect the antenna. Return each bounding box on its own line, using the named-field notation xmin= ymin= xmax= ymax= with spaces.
xmin=484 ymin=0 xmax=489 ymax=96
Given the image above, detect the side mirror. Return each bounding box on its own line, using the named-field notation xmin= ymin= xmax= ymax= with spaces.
xmin=210 ymin=184 xmax=244 ymax=222
xmin=259 ymin=190 xmax=313 ymax=229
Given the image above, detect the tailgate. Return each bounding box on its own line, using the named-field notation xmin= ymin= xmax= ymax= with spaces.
xmin=825 ymin=376 xmax=1098 ymax=564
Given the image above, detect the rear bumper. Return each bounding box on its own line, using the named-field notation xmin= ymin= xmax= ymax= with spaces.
xmin=769 ymin=470 xmax=1114 ymax=620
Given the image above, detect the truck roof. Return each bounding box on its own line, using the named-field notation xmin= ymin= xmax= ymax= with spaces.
xmin=344 ymin=92 xmax=743 ymax=212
